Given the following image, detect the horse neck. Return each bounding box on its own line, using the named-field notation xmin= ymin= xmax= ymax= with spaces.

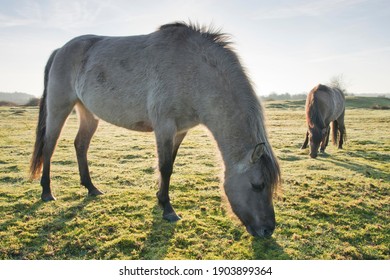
xmin=308 ymin=93 xmax=325 ymax=129
xmin=201 ymin=90 xmax=267 ymax=172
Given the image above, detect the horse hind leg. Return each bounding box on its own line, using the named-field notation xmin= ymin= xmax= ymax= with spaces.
xmin=41 ymin=104 xmax=75 ymax=201
xmin=74 ymin=103 xmax=103 ymax=196
xmin=336 ymin=112 xmax=346 ymax=149
xmin=338 ymin=122 xmax=346 ymax=149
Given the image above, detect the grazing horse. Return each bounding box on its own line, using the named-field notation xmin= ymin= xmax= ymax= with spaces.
xmin=30 ymin=22 xmax=280 ymax=237
xmin=301 ymin=84 xmax=346 ymax=158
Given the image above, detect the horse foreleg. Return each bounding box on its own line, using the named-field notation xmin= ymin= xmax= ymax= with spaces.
xmin=172 ymin=131 xmax=187 ymax=163
xmin=320 ymin=126 xmax=330 ymax=153
xmin=74 ymin=104 xmax=102 ymax=196
xmin=155 ymin=125 xmax=183 ymax=222
xmin=156 ymin=142 xmax=177 ymax=221
xmin=301 ymin=131 xmax=309 ymax=149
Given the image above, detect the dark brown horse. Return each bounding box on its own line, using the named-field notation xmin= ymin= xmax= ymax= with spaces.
xmin=301 ymin=84 xmax=346 ymax=158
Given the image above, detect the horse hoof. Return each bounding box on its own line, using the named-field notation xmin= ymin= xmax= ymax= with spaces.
xmin=88 ymin=188 xmax=104 ymax=196
xmin=41 ymin=193 xmax=56 ymax=202
xmin=163 ymin=212 xmax=181 ymax=222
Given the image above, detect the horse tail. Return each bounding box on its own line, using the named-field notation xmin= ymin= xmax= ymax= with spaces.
xmin=30 ymin=49 xmax=58 ymax=179
xmin=342 ymin=127 xmax=347 ymax=143
xmin=331 ymin=120 xmax=339 ymax=146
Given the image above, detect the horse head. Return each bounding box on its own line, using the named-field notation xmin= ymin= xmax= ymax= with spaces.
xmin=309 ymin=126 xmax=328 ymax=158
xmin=224 ymin=143 xmax=280 ymax=237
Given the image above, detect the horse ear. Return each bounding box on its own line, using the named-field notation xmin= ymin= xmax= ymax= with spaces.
xmin=251 ymin=143 xmax=265 ymax=163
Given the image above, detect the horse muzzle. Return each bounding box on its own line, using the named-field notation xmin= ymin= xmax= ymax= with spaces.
xmin=309 ymin=152 xmax=318 ymax=158
xmin=246 ymin=225 xmax=275 ymax=238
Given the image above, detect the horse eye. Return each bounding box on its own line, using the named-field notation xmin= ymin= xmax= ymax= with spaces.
xmin=251 ymin=183 xmax=265 ymax=192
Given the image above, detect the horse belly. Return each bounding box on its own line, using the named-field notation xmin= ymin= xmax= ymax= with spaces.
xmin=128 ymin=121 xmax=153 ymax=132
xmin=93 ymin=106 xmax=153 ymax=132
xmin=79 ymin=89 xmax=153 ymax=132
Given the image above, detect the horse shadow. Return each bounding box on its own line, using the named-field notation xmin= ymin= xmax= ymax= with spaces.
xmin=0 ymin=200 xmax=44 ymax=239
xmin=1 ymin=195 xmax=94 ymax=259
xmin=138 ymin=203 xmax=290 ymax=259
xmin=138 ymin=204 xmax=176 ymax=259
xmin=251 ymin=236 xmax=290 ymax=259
xmin=322 ymin=154 xmax=389 ymax=181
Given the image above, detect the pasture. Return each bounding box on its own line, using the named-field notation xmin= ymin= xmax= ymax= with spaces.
xmin=0 ymin=96 xmax=389 ymax=259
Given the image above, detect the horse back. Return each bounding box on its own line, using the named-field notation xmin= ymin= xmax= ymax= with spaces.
xmin=45 ymin=24 xmax=250 ymax=133
xmin=48 ymin=31 xmax=203 ymax=131
xmin=307 ymin=84 xmax=345 ymax=126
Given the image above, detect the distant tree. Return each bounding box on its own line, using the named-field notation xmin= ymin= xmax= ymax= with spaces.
xmin=263 ymin=92 xmax=305 ymax=101
xmin=291 ymin=93 xmax=307 ymax=100
xmin=281 ymin=92 xmax=291 ymax=100
xmin=0 ymin=101 xmax=18 ymax=106
xmin=328 ymin=74 xmax=348 ymax=95
xmin=24 ymin=97 xmax=40 ymax=106
xmin=267 ymin=92 xmax=278 ymax=100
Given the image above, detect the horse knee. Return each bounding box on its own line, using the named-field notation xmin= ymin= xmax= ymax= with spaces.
xmin=157 ymin=161 xmax=174 ymax=204
xmin=159 ymin=162 xmax=173 ymax=178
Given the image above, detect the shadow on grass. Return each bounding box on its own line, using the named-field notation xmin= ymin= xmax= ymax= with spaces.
xmin=0 ymin=195 xmax=95 ymax=259
xmin=251 ymin=237 xmax=290 ymax=259
xmin=323 ymin=156 xmax=389 ymax=181
xmin=39 ymin=197 xmax=96 ymax=259
xmin=138 ymin=204 xmax=177 ymax=259
xmin=0 ymin=200 xmax=44 ymax=236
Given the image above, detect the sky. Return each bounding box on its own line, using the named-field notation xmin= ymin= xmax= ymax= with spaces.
xmin=0 ymin=0 xmax=389 ymax=97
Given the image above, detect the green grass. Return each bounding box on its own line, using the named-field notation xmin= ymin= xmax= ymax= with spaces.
xmin=0 ymin=97 xmax=389 ymax=260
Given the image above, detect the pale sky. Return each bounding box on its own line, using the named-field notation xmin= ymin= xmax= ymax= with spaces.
xmin=1 ymin=0 xmax=389 ymax=97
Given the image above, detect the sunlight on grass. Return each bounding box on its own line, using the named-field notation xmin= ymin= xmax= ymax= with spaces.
xmin=0 ymin=98 xmax=389 ymax=259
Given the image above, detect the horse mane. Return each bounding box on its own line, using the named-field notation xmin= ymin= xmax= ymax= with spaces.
xmin=306 ymin=84 xmax=326 ymax=129
xmin=316 ymin=84 xmax=329 ymax=92
xmin=161 ymin=22 xmax=280 ymax=192
xmin=159 ymin=21 xmax=232 ymax=49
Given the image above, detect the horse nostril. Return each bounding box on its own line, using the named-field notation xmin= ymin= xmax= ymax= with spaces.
xmin=262 ymin=228 xmax=274 ymax=237
xmin=253 ymin=227 xmax=274 ymax=238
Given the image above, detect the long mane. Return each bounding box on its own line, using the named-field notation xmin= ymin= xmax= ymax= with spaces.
xmin=254 ymin=102 xmax=281 ymax=192
xmin=160 ymin=22 xmax=281 ymax=192
xmin=306 ymin=84 xmax=326 ymax=129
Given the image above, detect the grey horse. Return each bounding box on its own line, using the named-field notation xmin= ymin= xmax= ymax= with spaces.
xmin=30 ymin=22 xmax=280 ymax=237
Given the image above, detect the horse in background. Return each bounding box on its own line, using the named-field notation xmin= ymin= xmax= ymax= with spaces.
xmin=301 ymin=84 xmax=346 ymax=158
xmin=30 ymin=22 xmax=280 ymax=238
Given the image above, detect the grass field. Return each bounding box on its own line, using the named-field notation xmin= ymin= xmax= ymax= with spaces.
xmin=0 ymin=96 xmax=389 ymax=260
